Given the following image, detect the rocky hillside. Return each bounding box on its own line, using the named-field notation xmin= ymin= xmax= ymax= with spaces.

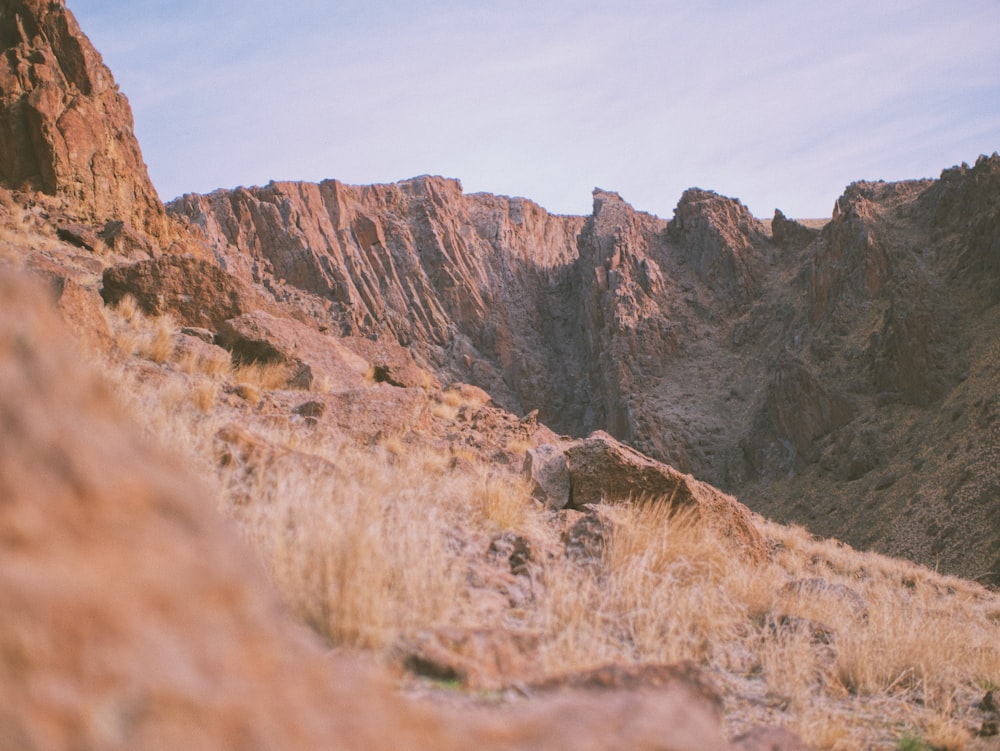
xmin=4 ymin=3 xmax=1000 ymax=749
xmin=170 ymin=158 xmax=1000 ymax=586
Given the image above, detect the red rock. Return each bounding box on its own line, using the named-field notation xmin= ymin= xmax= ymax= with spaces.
xmin=101 ymin=256 xmax=265 ymax=331
xmin=771 ymin=209 xmax=819 ymax=251
xmin=565 ymin=431 xmax=765 ymax=560
xmin=0 ymin=0 xmax=168 ymax=239
xmin=215 ymin=310 xmax=370 ymax=391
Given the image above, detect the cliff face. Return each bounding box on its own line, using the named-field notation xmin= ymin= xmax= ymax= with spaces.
xmin=0 ymin=0 xmax=168 ymax=240
xmin=171 ymin=156 xmax=1000 ymax=585
xmin=4 ymin=0 xmax=996 ymax=587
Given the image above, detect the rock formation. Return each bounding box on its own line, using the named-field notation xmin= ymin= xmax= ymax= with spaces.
xmin=1 ymin=266 xmax=759 ymax=751
xmin=171 ymin=155 xmax=1000 ymax=585
xmin=2 ymin=5 xmax=997 ymax=746
xmin=0 ymin=0 xmax=183 ymax=250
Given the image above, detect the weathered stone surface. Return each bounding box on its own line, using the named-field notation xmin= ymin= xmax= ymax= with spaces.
xmin=523 ymin=443 xmax=571 ymax=509
xmin=216 ymin=310 xmax=370 ymax=391
xmin=398 ymin=627 xmax=541 ymax=690
xmin=565 ymin=431 xmax=765 ymax=560
xmin=771 ymin=209 xmax=819 ymax=251
xmin=101 ymin=255 xmax=265 ymax=330
xmin=668 ymin=188 xmax=767 ymax=305
xmin=342 ymin=335 xmax=438 ymax=389
xmin=0 ymin=0 xmax=168 ymax=239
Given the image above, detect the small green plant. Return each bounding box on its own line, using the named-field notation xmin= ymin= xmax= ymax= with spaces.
xmin=896 ymin=732 xmax=930 ymax=751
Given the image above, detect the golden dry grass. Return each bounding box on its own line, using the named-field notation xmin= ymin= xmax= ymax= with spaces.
xmin=94 ymin=333 xmax=1000 ymax=750
xmin=232 ymin=360 xmax=292 ymax=390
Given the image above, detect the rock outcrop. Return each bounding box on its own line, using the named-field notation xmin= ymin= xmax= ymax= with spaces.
xmin=0 ymin=265 xmax=748 ymax=751
xmin=170 ymin=155 xmax=1000 ymax=585
xmin=0 ymin=0 xmax=168 ymax=241
xmin=101 ymin=255 xmax=266 ymax=330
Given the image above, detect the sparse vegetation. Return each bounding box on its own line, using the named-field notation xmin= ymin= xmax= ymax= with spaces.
xmin=89 ymin=284 xmax=1000 ymax=750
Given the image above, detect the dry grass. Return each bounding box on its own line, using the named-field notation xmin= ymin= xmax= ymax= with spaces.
xmin=472 ymin=474 xmax=533 ymax=533
xmin=177 ymin=347 xmax=231 ymax=377
xmin=104 ymin=295 xmax=177 ymax=363
xmin=93 ymin=336 xmax=1000 ymax=749
xmin=225 ymin=441 xmax=482 ymax=650
xmin=232 ymin=360 xmax=292 ymax=390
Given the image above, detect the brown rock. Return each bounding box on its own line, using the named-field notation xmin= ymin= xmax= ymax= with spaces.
xmin=523 ymin=443 xmax=571 ymax=509
xmin=216 ymin=310 xmax=370 ymax=391
xmin=0 ymin=0 xmax=168 ymax=239
xmin=55 ymin=222 xmax=100 ymax=250
xmin=101 ymin=255 xmax=264 ymax=331
xmin=342 ymin=335 xmax=438 ymax=389
xmin=565 ymin=431 xmax=765 ymax=560
xmin=771 ymin=209 xmax=819 ymax=251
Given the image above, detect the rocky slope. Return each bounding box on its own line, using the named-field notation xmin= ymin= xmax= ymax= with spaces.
xmin=3 ymin=4 xmax=1000 ymax=748
xmin=170 ymin=159 xmax=1000 ymax=586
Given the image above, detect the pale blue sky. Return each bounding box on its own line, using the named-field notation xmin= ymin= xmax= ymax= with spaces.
xmin=70 ymin=0 xmax=1000 ymax=219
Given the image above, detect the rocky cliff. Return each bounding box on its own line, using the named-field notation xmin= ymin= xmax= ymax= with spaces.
xmin=0 ymin=0 xmax=179 ymax=249
xmin=170 ymin=157 xmax=1000 ymax=585
xmin=3 ymin=6 xmax=1000 ymax=746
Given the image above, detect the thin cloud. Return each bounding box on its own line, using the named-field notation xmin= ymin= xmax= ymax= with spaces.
xmin=71 ymin=0 xmax=1000 ymax=218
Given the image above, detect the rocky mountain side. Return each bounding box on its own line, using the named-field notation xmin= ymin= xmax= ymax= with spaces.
xmin=3 ymin=4 xmax=1000 ymax=748
xmin=170 ymin=158 xmax=1000 ymax=586
xmin=0 ymin=0 xmax=195 ymax=254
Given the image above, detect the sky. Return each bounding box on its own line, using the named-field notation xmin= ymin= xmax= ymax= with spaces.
xmin=69 ymin=0 xmax=1000 ymax=220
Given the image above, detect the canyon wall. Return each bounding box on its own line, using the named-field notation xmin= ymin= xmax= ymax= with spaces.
xmin=171 ymin=157 xmax=1000 ymax=585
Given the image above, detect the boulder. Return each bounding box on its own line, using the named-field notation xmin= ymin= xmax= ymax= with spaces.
xmin=215 ymin=310 xmax=370 ymax=392
xmin=101 ymin=255 xmax=263 ymax=331
xmin=523 ymin=443 xmax=571 ymax=509
xmin=565 ymin=431 xmax=765 ymax=560
xmin=342 ymin=335 xmax=438 ymax=389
